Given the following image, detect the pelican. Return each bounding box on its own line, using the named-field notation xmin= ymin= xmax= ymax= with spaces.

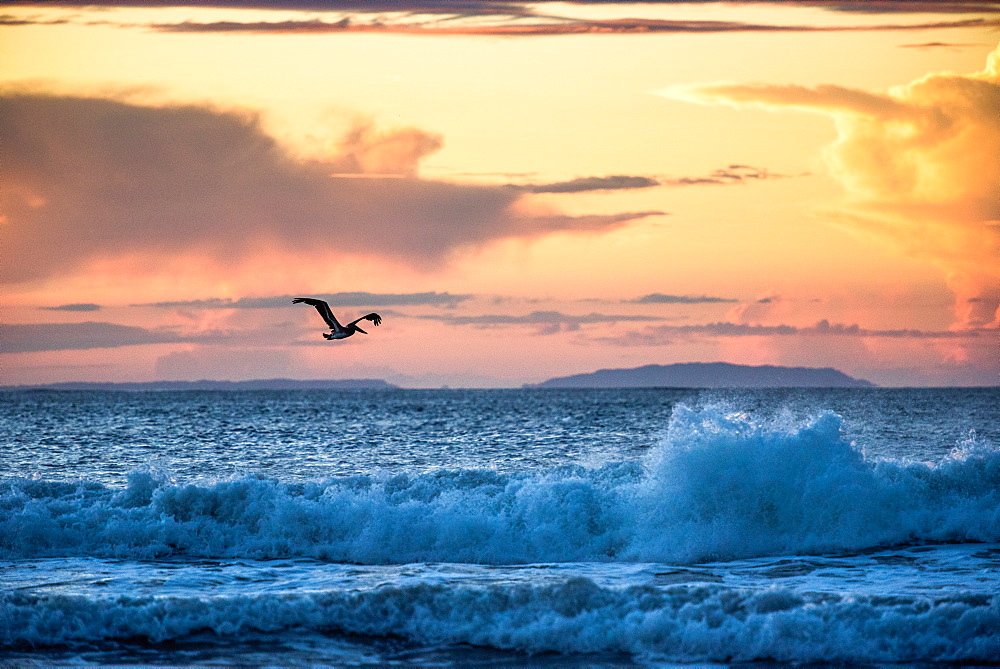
xmin=293 ymin=297 xmax=382 ymax=340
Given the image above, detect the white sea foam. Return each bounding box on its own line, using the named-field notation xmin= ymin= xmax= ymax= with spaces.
xmin=3 ymin=577 xmax=998 ymax=662
xmin=2 ymin=407 xmax=998 ymax=564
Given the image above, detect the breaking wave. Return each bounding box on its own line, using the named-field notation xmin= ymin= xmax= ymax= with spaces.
xmin=3 ymin=407 xmax=998 ymax=564
xmin=4 ymin=579 xmax=998 ymax=663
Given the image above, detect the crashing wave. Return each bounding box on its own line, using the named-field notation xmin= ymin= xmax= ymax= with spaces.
xmin=2 ymin=407 xmax=998 ymax=563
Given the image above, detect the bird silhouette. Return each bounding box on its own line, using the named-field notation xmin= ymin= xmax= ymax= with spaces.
xmin=293 ymin=297 xmax=382 ymax=340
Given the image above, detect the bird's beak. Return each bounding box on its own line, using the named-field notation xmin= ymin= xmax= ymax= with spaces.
xmin=356 ymin=326 xmax=368 ymax=334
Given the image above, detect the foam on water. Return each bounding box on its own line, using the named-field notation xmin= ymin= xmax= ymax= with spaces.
xmin=3 ymin=566 xmax=998 ymax=663
xmin=3 ymin=407 xmax=998 ymax=564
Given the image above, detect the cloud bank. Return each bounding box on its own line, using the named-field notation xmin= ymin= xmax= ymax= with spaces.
xmin=0 ymin=93 xmax=653 ymax=284
xmin=1 ymin=322 xmax=188 ymax=353
xmin=596 ymin=319 xmax=988 ymax=347
xmin=670 ymin=44 xmax=1000 ymax=328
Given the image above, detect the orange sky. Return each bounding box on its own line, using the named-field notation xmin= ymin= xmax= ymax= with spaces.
xmin=1 ymin=1 xmax=998 ymax=387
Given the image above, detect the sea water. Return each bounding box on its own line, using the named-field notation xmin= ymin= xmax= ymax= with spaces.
xmin=1 ymin=387 xmax=998 ymax=665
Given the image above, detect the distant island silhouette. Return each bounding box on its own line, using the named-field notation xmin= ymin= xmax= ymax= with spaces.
xmin=1 ymin=379 xmax=397 ymax=392
xmin=2 ymin=365 xmax=876 ymax=391
xmin=530 ymin=362 xmax=875 ymax=389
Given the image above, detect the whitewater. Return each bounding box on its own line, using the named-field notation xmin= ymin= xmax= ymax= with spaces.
xmin=1 ymin=387 xmax=998 ymax=665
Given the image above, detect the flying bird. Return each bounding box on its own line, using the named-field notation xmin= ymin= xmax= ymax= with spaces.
xmin=293 ymin=297 xmax=382 ymax=340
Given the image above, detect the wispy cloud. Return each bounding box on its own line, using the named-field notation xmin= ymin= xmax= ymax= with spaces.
xmin=510 ymin=175 xmax=660 ymax=194
xmin=815 ymin=1 xmax=1000 ymax=15
xmin=40 ymin=303 xmax=102 ymax=312
xmin=138 ymin=292 xmax=471 ymax=309
xmin=0 ymin=14 xmax=70 ymax=26
xmin=10 ymin=0 xmax=997 ymax=36
xmin=514 ymin=211 xmax=667 ymax=233
xmin=146 ymin=16 xmax=1000 ymax=37
xmin=420 ymin=310 xmax=663 ymax=334
xmin=508 ymin=165 xmax=790 ymax=194
xmin=631 ymin=293 xmax=737 ymax=304
xmin=594 ymin=319 xmax=989 ymax=346
xmin=899 ymin=41 xmax=990 ymax=49
xmin=662 ymin=164 xmax=790 ymax=186
xmin=667 ymin=82 xmax=912 ymax=116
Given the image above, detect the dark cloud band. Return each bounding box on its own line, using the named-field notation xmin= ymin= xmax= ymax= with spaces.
xmin=139 ymin=292 xmax=471 ymax=309
xmin=632 ymin=293 xmax=737 ymax=304
xmin=419 ymin=310 xmax=664 ymax=335
xmin=146 ymin=16 xmax=1000 ymax=36
xmin=40 ymin=303 xmax=102 ymax=312
xmin=1 ymin=322 xmax=187 ymax=353
xmin=510 ymin=176 xmax=660 ymax=194
xmin=425 ymin=310 xmax=662 ymax=326
xmin=507 ymin=166 xmax=792 ymax=194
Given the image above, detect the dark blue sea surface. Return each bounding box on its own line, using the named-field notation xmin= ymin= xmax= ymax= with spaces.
xmin=1 ymin=387 xmax=998 ymax=665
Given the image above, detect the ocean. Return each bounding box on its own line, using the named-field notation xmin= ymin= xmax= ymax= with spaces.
xmin=1 ymin=387 xmax=998 ymax=666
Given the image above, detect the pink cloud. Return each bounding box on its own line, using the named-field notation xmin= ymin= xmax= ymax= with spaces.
xmin=669 ymin=44 xmax=1000 ymax=328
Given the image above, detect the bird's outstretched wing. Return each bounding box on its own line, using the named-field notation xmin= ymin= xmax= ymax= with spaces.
xmin=292 ymin=297 xmax=340 ymax=329
xmin=350 ymin=313 xmax=382 ymax=328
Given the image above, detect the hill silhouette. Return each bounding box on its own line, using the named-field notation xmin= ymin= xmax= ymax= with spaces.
xmin=531 ymin=362 xmax=874 ymax=389
xmin=0 ymin=379 xmax=397 ymax=392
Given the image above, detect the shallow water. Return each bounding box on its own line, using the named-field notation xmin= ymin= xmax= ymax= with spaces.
xmin=2 ymin=388 xmax=998 ymax=665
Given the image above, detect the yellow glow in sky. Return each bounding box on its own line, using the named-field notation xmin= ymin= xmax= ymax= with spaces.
xmin=1 ymin=2 xmax=998 ymax=387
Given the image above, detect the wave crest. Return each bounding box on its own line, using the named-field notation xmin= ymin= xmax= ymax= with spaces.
xmin=3 ymin=407 xmax=998 ymax=563
xmin=3 ymin=581 xmax=998 ymax=662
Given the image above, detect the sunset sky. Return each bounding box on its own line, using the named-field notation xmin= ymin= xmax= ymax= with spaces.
xmin=2 ymin=0 xmax=998 ymax=387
